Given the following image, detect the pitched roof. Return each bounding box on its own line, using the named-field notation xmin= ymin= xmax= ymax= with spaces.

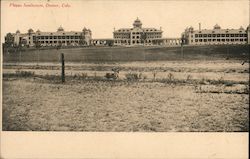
xmin=193 ymin=29 xmax=247 ymax=34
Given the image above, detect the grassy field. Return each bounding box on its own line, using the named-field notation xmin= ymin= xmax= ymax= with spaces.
xmin=2 ymin=60 xmax=249 ymax=131
xmin=3 ymin=44 xmax=249 ymax=62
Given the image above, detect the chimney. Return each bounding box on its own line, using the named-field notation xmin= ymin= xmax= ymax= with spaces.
xmin=199 ymin=23 xmax=201 ymax=31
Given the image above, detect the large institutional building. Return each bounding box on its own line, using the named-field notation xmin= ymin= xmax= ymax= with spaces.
xmin=5 ymin=26 xmax=92 ymax=47
xmin=113 ymin=18 xmax=163 ymax=46
xmin=182 ymin=24 xmax=250 ymax=45
xmin=4 ymin=19 xmax=250 ymax=48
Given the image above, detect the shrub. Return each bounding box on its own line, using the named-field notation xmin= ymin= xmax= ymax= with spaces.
xmin=15 ymin=70 xmax=35 ymax=77
xmin=81 ymin=73 xmax=88 ymax=79
xmin=153 ymin=71 xmax=157 ymax=80
xmin=199 ymin=77 xmax=206 ymax=84
xmin=167 ymin=73 xmax=174 ymax=81
xmin=186 ymin=74 xmax=192 ymax=81
xmin=125 ymin=72 xmax=141 ymax=81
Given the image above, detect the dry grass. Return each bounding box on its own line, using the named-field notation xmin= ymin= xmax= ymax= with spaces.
xmin=2 ymin=78 xmax=249 ymax=132
xmin=2 ymin=60 xmax=249 ymax=131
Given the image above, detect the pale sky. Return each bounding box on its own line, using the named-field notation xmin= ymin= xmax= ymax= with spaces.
xmin=1 ymin=0 xmax=249 ymax=42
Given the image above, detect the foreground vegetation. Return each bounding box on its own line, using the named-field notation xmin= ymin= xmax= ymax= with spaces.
xmin=2 ymin=59 xmax=249 ymax=131
xmin=3 ymin=76 xmax=249 ymax=131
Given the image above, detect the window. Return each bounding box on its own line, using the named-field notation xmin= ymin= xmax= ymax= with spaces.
xmin=222 ymin=39 xmax=225 ymax=42
xmin=204 ymin=34 xmax=207 ymax=37
xmin=204 ymin=39 xmax=207 ymax=42
xmin=226 ymin=34 xmax=229 ymax=37
xmin=226 ymin=39 xmax=229 ymax=41
xmin=54 ymin=36 xmax=57 ymax=39
xmin=199 ymin=39 xmax=202 ymax=42
xmin=212 ymin=34 xmax=216 ymax=37
xmin=235 ymin=34 xmax=239 ymax=37
xmin=208 ymin=39 xmax=211 ymax=41
xmin=240 ymin=39 xmax=243 ymax=41
xmin=213 ymin=39 xmax=216 ymax=41
xmin=199 ymin=34 xmax=202 ymax=37
xmin=217 ymin=39 xmax=220 ymax=41
xmin=45 ymin=36 xmax=48 ymax=39
xmin=240 ymin=34 xmax=243 ymax=37
xmin=222 ymin=34 xmax=225 ymax=37
xmin=195 ymin=34 xmax=198 ymax=37
xmin=231 ymin=34 xmax=234 ymax=37
xmin=231 ymin=39 xmax=234 ymax=41
xmin=58 ymin=36 xmax=61 ymax=39
xmin=195 ymin=39 xmax=198 ymax=42
xmin=208 ymin=34 xmax=211 ymax=37
xmin=217 ymin=34 xmax=220 ymax=37
xmin=62 ymin=36 xmax=65 ymax=39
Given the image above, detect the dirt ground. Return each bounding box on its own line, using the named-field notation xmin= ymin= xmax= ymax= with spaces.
xmin=2 ymin=60 xmax=249 ymax=131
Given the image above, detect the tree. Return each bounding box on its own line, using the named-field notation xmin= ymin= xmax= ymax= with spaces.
xmin=20 ymin=38 xmax=27 ymax=47
xmin=34 ymin=37 xmax=41 ymax=49
xmin=57 ymin=41 xmax=62 ymax=50
xmin=5 ymin=33 xmax=14 ymax=47
xmin=79 ymin=33 xmax=86 ymax=46
xmin=140 ymin=31 xmax=147 ymax=45
xmin=106 ymin=40 xmax=114 ymax=47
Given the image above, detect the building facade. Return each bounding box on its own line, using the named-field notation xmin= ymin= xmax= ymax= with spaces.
xmin=113 ymin=18 xmax=163 ymax=46
xmin=182 ymin=24 xmax=250 ymax=45
xmin=5 ymin=26 xmax=92 ymax=47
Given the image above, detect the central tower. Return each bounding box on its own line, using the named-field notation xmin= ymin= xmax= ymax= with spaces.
xmin=133 ymin=17 xmax=142 ymax=28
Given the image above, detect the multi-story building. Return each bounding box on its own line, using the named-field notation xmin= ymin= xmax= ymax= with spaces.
xmin=5 ymin=26 xmax=92 ymax=47
xmin=247 ymin=24 xmax=250 ymax=44
xmin=182 ymin=24 xmax=250 ymax=45
xmin=113 ymin=18 xmax=163 ymax=46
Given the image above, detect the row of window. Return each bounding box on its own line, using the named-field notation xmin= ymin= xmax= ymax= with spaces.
xmin=117 ymin=29 xmax=158 ymax=32
xmin=33 ymin=40 xmax=80 ymax=44
xmin=114 ymin=36 xmax=161 ymax=39
xmin=192 ymin=38 xmax=247 ymax=42
xmin=37 ymin=32 xmax=81 ymax=35
xmin=193 ymin=34 xmax=247 ymax=38
xmin=32 ymin=36 xmax=82 ymax=40
xmin=114 ymin=33 xmax=161 ymax=36
xmin=114 ymin=40 xmax=155 ymax=43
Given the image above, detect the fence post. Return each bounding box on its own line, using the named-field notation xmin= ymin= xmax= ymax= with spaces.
xmin=61 ymin=53 xmax=65 ymax=83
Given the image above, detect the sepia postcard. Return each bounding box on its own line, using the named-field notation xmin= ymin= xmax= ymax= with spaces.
xmin=0 ymin=0 xmax=249 ymax=158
